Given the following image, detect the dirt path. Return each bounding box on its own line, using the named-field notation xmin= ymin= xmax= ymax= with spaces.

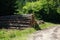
xmin=27 ymin=25 xmax=60 ymax=40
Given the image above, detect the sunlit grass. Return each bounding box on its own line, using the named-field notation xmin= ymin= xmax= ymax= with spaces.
xmin=0 ymin=22 xmax=58 ymax=40
xmin=39 ymin=22 xmax=57 ymax=29
xmin=0 ymin=28 xmax=36 ymax=40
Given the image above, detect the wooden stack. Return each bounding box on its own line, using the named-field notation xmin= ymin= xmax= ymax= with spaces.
xmin=0 ymin=14 xmax=35 ymax=29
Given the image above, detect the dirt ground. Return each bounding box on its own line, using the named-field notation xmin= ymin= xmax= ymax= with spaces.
xmin=27 ymin=25 xmax=60 ymax=40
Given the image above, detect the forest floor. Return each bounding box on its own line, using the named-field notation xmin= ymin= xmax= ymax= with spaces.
xmin=27 ymin=25 xmax=60 ymax=40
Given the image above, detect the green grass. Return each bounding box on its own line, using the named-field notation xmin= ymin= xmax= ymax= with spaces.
xmin=39 ymin=22 xmax=56 ymax=29
xmin=0 ymin=28 xmax=36 ymax=40
xmin=0 ymin=22 xmax=58 ymax=40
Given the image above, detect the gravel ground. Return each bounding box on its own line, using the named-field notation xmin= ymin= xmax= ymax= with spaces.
xmin=27 ymin=25 xmax=60 ymax=40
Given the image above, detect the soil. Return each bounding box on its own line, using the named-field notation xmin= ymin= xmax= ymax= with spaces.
xmin=27 ymin=25 xmax=60 ymax=40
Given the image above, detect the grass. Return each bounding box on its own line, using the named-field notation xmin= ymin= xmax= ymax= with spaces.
xmin=0 ymin=28 xmax=36 ymax=40
xmin=0 ymin=22 xmax=58 ymax=40
xmin=39 ymin=22 xmax=56 ymax=29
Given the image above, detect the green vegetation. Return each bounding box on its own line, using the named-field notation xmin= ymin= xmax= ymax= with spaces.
xmin=0 ymin=0 xmax=60 ymax=22
xmin=0 ymin=28 xmax=36 ymax=40
xmin=39 ymin=22 xmax=55 ymax=29
xmin=16 ymin=0 xmax=60 ymax=23
xmin=0 ymin=0 xmax=60 ymax=40
xmin=0 ymin=22 xmax=58 ymax=40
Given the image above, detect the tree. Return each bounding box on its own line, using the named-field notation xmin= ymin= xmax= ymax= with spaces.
xmin=18 ymin=0 xmax=60 ymax=23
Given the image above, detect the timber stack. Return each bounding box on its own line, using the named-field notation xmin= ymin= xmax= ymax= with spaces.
xmin=0 ymin=14 xmax=35 ymax=29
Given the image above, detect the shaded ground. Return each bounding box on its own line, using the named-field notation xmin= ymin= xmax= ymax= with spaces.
xmin=27 ymin=25 xmax=60 ymax=40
